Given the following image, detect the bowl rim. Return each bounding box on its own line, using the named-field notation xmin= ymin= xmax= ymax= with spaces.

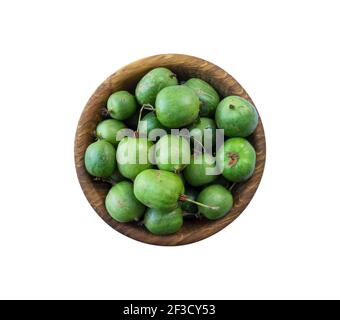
xmin=74 ymin=53 xmax=266 ymax=246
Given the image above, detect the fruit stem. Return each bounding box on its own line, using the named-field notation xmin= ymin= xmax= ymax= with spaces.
xmin=136 ymin=103 xmax=155 ymax=134
xmin=229 ymin=104 xmax=235 ymax=109
xmin=179 ymin=194 xmax=219 ymax=210
xmin=229 ymin=182 xmax=237 ymax=191
xmin=181 ymin=133 xmax=207 ymax=153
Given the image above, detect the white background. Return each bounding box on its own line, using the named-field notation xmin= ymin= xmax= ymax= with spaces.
xmin=0 ymin=0 xmax=339 ymax=300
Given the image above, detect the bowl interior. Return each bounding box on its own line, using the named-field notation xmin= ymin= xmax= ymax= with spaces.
xmin=74 ymin=54 xmax=266 ymax=246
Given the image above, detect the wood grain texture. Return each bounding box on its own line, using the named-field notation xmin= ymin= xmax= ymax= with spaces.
xmin=74 ymin=54 xmax=266 ymax=246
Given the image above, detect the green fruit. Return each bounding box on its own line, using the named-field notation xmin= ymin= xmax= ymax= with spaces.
xmin=217 ymin=137 xmax=256 ymax=182
xmin=84 ymin=140 xmax=116 ymax=177
xmin=96 ymin=119 xmax=126 ymax=146
xmin=155 ymin=134 xmax=191 ymax=173
xmin=134 ymin=169 xmax=185 ymax=212
xmin=180 ymin=186 xmax=199 ymax=213
xmin=135 ymin=67 xmax=178 ymax=105
xmin=107 ymin=91 xmax=137 ymax=120
xmin=105 ymin=181 xmax=145 ymax=222
xmin=197 ymin=184 xmax=233 ymax=220
xmin=215 ymin=96 xmax=258 ymax=137
xmin=184 ymin=78 xmax=220 ymax=117
xmin=155 ymin=85 xmax=200 ymax=128
xmin=138 ymin=112 xmax=167 ymax=138
xmin=183 ymin=153 xmax=218 ymax=187
xmin=116 ymin=137 xmax=153 ymax=180
xmin=144 ymin=207 xmax=183 ymax=235
xmin=189 ymin=117 xmax=217 ymax=147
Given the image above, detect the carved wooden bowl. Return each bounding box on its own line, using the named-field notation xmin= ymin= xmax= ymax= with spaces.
xmin=74 ymin=54 xmax=266 ymax=246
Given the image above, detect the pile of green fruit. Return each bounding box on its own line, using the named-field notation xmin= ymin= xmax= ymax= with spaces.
xmin=84 ymin=67 xmax=258 ymax=235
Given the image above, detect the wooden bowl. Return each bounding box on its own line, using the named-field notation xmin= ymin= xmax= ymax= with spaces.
xmin=74 ymin=54 xmax=266 ymax=246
